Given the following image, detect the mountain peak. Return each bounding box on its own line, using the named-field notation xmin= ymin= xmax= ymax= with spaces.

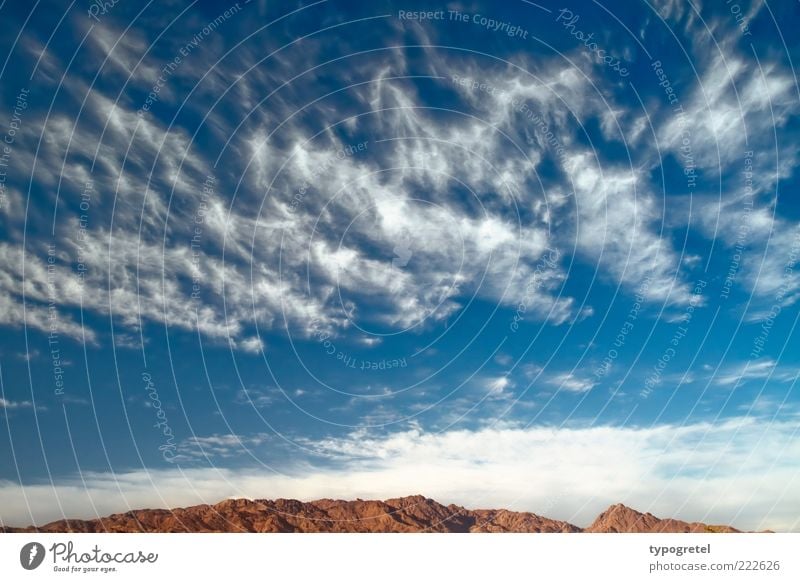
xmin=586 ymin=504 xmax=739 ymax=533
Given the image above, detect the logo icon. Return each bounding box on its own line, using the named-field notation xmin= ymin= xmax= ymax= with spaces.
xmin=391 ymin=231 xmax=413 ymax=270
xmin=19 ymin=542 xmax=46 ymax=570
xmin=387 ymin=232 xmax=413 ymax=294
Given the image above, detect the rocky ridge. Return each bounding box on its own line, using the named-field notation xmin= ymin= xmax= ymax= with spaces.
xmin=1 ymin=495 xmax=743 ymax=533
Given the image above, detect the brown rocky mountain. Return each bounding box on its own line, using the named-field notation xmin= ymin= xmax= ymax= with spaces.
xmin=1 ymin=495 xmax=739 ymax=533
xmin=585 ymin=503 xmax=739 ymax=533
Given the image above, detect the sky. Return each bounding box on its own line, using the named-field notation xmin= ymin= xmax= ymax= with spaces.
xmin=0 ymin=0 xmax=799 ymax=531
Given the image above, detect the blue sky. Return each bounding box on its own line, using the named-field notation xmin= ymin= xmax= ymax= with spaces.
xmin=1 ymin=0 xmax=799 ymax=530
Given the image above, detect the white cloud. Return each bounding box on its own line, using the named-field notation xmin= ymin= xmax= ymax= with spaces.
xmin=86 ymin=24 xmax=160 ymax=85
xmin=716 ymin=359 xmax=775 ymax=386
xmin=715 ymin=359 xmax=798 ymax=387
xmin=237 ymin=336 xmax=265 ymax=354
xmin=548 ymin=372 xmax=596 ymax=393
xmin=487 ymin=376 xmax=511 ymax=395
xmin=565 ymin=153 xmax=696 ymax=306
xmin=2 ymin=418 xmax=798 ymax=531
xmin=494 ymin=353 xmax=513 ymax=366
xmin=660 ymin=52 xmax=796 ymax=174
xmin=234 ymin=387 xmax=275 ymax=409
xmin=0 ymin=398 xmax=34 ymax=410
xmin=2 ymin=58 xmax=587 ymax=346
xmin=178 ymin=433 xmax=272 ymax=460
xmin=4 ymin=18 xmax=797 ymax=357
xmin=0 ymin=267 xmax=96 ymax=344
xmin=693 ymin=199 xmax=800 ymax=305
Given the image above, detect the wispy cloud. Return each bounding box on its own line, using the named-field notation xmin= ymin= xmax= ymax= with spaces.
xmin=548 ymin=372 xmax=596 ymax=393
xmin=486 ymin=376 xmax=512 ymax=395
xmin=0 ymin=398 xmax=34 ymax=410
xmin=715 ymin=359 xmax=798 ymax=387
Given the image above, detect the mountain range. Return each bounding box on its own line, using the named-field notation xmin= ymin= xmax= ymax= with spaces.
xmin=1 ymin=495 xmax=743 ymax=533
